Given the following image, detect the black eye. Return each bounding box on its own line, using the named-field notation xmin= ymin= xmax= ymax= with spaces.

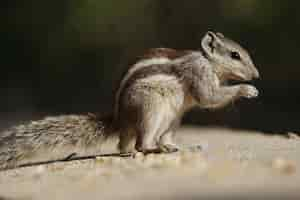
xmin=231 ymin=51 xmax=241 ymax=60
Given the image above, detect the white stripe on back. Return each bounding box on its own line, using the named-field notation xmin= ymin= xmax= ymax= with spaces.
xmin=114 ymin=57 xmax=171 ymax=117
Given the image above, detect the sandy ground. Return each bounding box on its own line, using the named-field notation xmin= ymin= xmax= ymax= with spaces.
xmin=0 ymin=127 xmax=300 ymax=200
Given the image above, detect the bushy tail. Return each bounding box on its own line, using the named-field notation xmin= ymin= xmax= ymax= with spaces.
xmin=0 ymin=113 xmax=119 ymax=171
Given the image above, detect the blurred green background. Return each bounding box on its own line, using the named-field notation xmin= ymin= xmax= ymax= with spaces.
xmin=1 ymin=0 xmax=300 ymax=133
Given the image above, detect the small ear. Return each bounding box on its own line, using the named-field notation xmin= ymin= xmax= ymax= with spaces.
xmin=216 ymin=32 xmax=225 ymax=38
xmin=201 ymin=31 xmax=218 ymax=56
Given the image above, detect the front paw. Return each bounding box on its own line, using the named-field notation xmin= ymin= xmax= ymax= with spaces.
xmin=239 ymin=85 xmax=259 ymax=98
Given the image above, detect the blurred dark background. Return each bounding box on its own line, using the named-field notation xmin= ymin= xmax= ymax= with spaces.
xmin=1 ymin=0 xmax=299 ymax=133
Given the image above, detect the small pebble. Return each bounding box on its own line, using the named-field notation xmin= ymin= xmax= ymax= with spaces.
xmin=287 ymin=132 xmax=299 ymax=139
xmin=33 ymin=165 xmax=46 ymax=179
xmin=134 ymin=152 xmax=144 ymax=159
xmin=36 ymin=165 xmax=46 ymax=174
xmin=95 ymin=156 xmax=105 ymax=164
xmin=95 ymin=157 xmax=113 ymax=166
xmin=272 ymin=158 xmax=296 ymax=174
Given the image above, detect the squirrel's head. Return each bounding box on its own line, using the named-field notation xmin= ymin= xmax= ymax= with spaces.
xmin=201 ymin=31 xmax=259 ymax=82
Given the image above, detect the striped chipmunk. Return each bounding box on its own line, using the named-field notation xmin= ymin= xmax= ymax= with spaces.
xmin=0 ymin=31 xmax=259 ymax=170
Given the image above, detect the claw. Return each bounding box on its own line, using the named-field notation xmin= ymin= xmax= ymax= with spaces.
xmin=159 ymin=144 xmax=179 ymax=153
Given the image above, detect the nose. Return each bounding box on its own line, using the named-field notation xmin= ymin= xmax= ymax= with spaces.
xmin=252 ymin=67 xmax=260 ymax=79
xmin=249 ymin=63 xmax=260 ymax=79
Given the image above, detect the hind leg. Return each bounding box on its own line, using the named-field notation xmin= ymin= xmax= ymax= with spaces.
xmin=136 ymin=105 xmax=180 ymax=154
xmin=136 ymin=121 xmax=162 ymax=153
xmin=158 ymin=118 xmax=181 ymax=153
xmin=158 ymin=131 xmax=179 ymax=153
xmin=135 ymin=107 xmax=170 ymax=153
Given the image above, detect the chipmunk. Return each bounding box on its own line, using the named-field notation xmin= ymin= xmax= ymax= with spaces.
xmin=0 ymin=31 xmax=259 ymax=170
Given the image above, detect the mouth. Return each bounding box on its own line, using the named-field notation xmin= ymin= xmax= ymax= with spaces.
xmin=226 ymin=73 xmax=253 ymax=86
xmin=227 ymin=79 xmax=253 ymax=86
xmin=228 ymin=73 xmax=247 ymax=81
